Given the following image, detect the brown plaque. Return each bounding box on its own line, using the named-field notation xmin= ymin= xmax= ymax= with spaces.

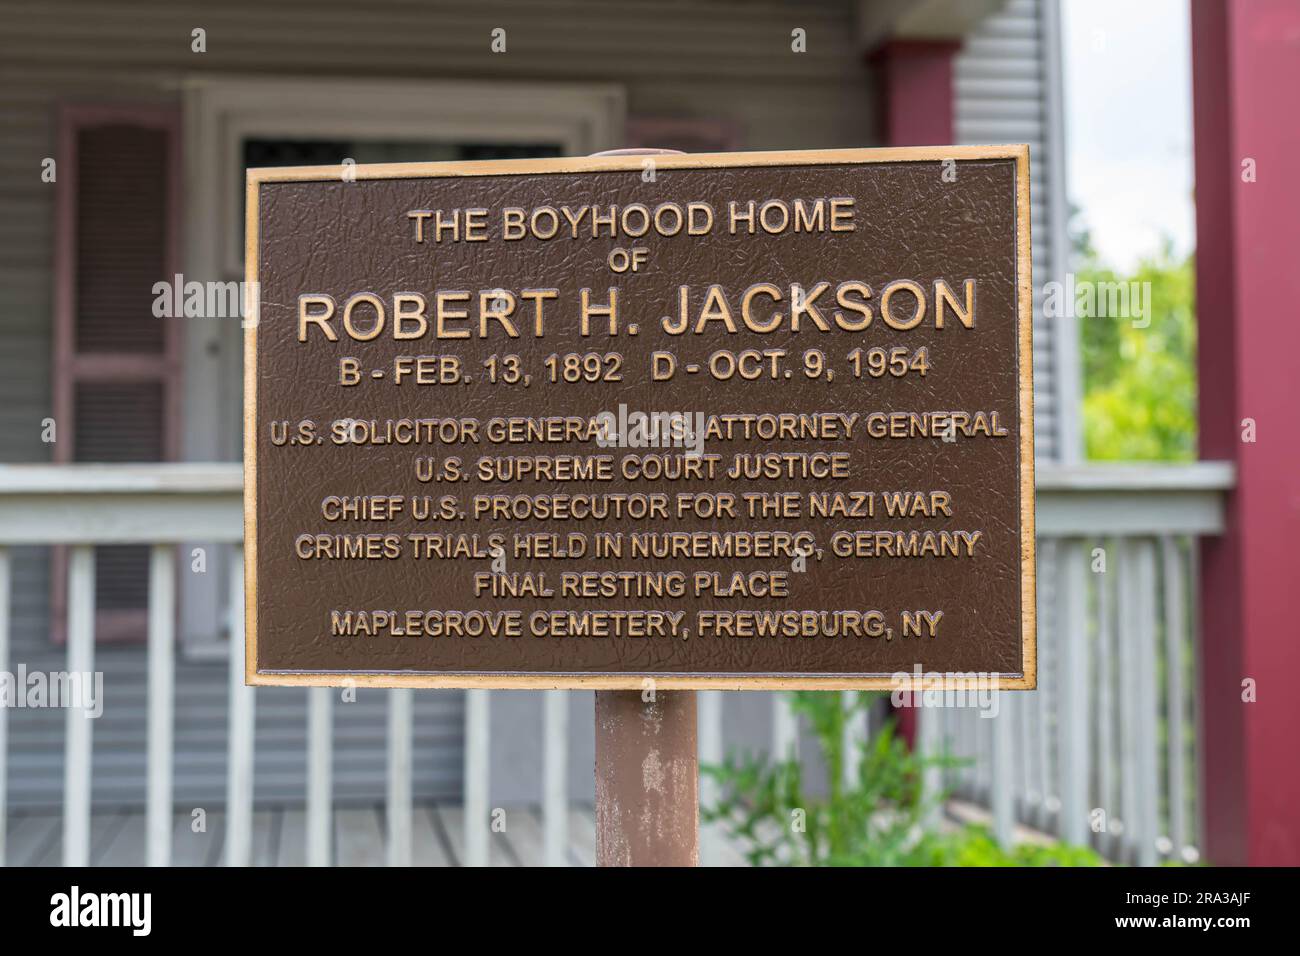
xmin=245 ymin=147 xmax=1035 ymax=690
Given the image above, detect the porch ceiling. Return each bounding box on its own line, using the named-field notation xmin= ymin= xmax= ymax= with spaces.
xmin=857 ymin=0 xmax=1007 ymax=49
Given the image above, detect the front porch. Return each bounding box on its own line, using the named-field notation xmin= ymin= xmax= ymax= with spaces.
xmin=0 ymin=460 xmax=1233 ymax=866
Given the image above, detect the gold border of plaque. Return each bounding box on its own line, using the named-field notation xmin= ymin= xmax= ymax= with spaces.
xmin=244 ymin=146 xmax=1036 ymax=691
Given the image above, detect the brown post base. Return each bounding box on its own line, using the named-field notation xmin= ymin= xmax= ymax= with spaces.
xmin=594 ymin=690 xmax=699 ymax=866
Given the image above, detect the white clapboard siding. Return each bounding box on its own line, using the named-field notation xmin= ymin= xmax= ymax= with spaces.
xmin=955 ymin=0 xmax=1073 ymax=464
xmin=918 ymin=4 xmax=1072 ymax=846
xmin=0 ymin=0 xmax=872 ymax=813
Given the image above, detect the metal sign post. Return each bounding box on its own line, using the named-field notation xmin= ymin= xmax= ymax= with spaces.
xmin=586 ymin=149 xmax=698 ymax=868
xmin=595 ymin=689 xmax=698 ymax=866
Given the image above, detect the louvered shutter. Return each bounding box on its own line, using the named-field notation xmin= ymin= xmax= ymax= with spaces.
xmin=52 ymin=105 xmax=180 ymax=642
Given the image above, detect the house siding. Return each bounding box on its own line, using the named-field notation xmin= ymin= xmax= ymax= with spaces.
xmin=955 ymin=0 xmax=1070 ymax=463
xmin=0 ymin=0 xmax=1069 ymax=811
xmin=954 ymin=3 xmax=1067 ymax=741
xmin=0 ymin=0 xmax=874 ymax=808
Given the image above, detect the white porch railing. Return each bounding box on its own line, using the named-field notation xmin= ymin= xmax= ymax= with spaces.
xmin=919 ymin=462 xmax=1233 ymax=864
xmin=0 ymin=461 xmax=1232 ymax=866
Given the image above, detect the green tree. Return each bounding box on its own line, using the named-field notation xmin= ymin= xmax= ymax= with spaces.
xmin=1076 ymin=245 xmax=1197 ymax=461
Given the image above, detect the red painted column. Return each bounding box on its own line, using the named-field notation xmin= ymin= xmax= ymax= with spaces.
xmin=869 ymin=40 xmax=962 ymax=147
xmin=870 ymin=38 xmax=962 ymax=746
xmin=1192 ymin=0 xmax=1300 ymax=867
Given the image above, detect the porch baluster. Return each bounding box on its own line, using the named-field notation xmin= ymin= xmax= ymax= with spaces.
xmin=63 ymin=544 xmax=94 ymax=866
xmin=1133 ymin=539 xmax=1160 ymax=866
xmin=1057 ymin=539 xmax=1091 ymax=844
xmin=1161 ymin=536 xmax=1188 ymax=862
xmin=306 ymin=685 xmax=332 ymax=866
xmin=543 ymin=688 xmax=569 ymax=867
xmin=1117 ymin=539 xmax=1141 ymax=861
xmin=225 ymin=546 xmax=255 ymax=866
xmin=463 ymin=688 xmax=490 ymax=866
xmin=0 ymin=548 xmax=10 ymax=866
xmin=1095 ymin=537 xmax=1117 ymax=856
xmin=386 ymin=687 xmax=412 ymax=867
xmin=772 ymin=691 xmax=798 ymax=760
xmin=990 ymin=690 xmax=1015 ymax=846
xmin=146 ymin=543 xmax=175 ymax=866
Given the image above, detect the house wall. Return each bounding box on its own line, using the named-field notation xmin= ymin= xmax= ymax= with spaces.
xmin=955 ymin=0 xmax=1073 ymax=464
xmin=485 ymin=0 xmax=1079 ymax=807
xmin=0 ymin=0 xmax=872 ymax=809
xmin=0 ymin=0 xmax=1071 ymax=809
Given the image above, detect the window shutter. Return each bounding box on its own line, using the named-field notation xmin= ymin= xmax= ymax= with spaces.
xmin=52 ymin=105 xmax=180 ymax=643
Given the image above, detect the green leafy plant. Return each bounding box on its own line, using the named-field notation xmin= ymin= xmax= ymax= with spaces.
xmin=1078 ymin=245 xmax=1197 ymax=462
xmin=703 ymin=692 xmax=1104 ymax=867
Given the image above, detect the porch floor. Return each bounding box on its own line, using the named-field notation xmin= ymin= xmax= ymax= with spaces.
xmin=4 ymin=802 xmax=1055 ymax=866
xmin=3 ymin=803 xmax=755 ymax=867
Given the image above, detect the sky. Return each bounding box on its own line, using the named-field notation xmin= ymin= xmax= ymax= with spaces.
xmin=1061 ymin=0 xmax=1195 ymax=272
